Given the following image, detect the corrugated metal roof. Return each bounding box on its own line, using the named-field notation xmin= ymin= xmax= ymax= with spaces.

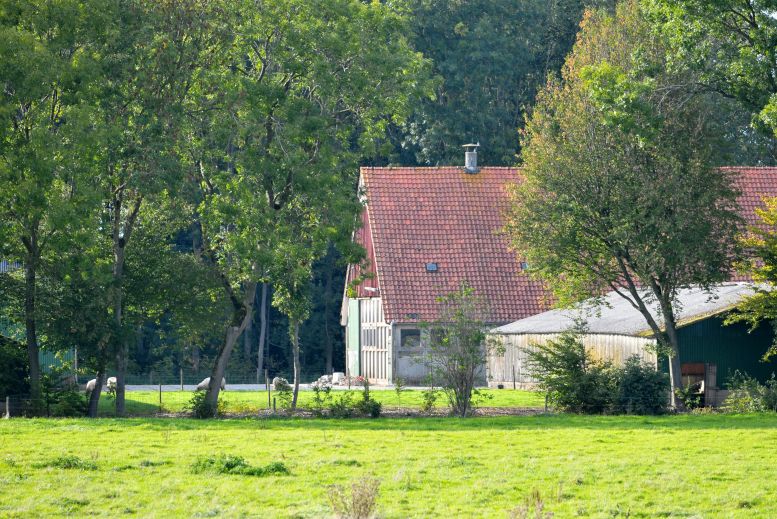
xmin=492 ymin=283 xmax=763 ymax=336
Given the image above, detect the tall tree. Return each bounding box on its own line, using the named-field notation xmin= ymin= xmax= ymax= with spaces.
xmin=0 ymin=0 xmax=108 ymax=401
xmin=646 ymin=0 xmax=777 ymax=146
xmin=505 ymin=1 xmax=742 ymax=407
xmin=399 ymin=0 xmax=615 ymax=166
xmin=186 ymin=0 xmax=431 ymax=413
xmin=88 ymin=0 xmax=228 ymax=414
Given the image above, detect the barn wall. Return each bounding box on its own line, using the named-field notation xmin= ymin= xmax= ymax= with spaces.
xmin=660 ymin=316 xmax=777 ymax=387
xmin=487 ymin=333 xmax=657 ymax=388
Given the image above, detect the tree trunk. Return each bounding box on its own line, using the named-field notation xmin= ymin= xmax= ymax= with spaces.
xmin=113 ymin=243 xmax=127 ymax=415
xmin=324 ymin=263 xmax=334 ymax=374
xmin=243 ymin=308 xmax=253 ymax=359
xmin=257 ymin=282 xmax=268 ymax=381
xmin=660 ymin=302 xmax=685 ymax=410
xmin=205 ymin=282 xmax=257 ymax=414
xmin=291 ymin=320 xmax=301 ymax=410
xmin=87 ymin=370 xmax=106 ymax=418
xmin=23 ymin=247 xmax=41 ymax=403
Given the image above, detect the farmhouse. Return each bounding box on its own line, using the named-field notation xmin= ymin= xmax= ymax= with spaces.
xmin=342 ymin=160 xmax=777 ymax=386
xmin=487 ymin=283 xmax=776 ymax=406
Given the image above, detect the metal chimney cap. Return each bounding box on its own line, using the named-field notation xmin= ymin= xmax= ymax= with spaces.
xmin=462 ymin=142 xmax=480 ymax=149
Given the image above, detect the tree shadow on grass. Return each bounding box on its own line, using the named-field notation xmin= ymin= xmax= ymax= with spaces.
xmin=38 ymin=412 xmax=777 ymax=431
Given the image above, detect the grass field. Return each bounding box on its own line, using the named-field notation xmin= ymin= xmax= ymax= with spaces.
xmin=2 ymin=414 xmax=777 ymax=518
xmin=96 ymin=388 xmax=546 ymax=416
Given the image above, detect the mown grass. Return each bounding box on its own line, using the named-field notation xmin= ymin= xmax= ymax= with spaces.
xmin=96 ymin=388 xmax=546 ymax=416
xmin=1 ymin=414 xmax=777 ymax=517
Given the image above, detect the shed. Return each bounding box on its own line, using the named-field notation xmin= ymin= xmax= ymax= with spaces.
xmin=487 ymin=283 xmax=777 ymax=406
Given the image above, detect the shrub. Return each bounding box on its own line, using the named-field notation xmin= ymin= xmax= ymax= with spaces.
xmin=723 ymin=372 xmax=777 ymax=413
xmin=0 ymin=336 xmax=28 ymax=398
xmin=528 ymin=331 xmax=616 ymax=414
xmin=328 ymin=477 xmax=381 ymax=519
xmin=329 ymin=391 xmax=356 ymax=418
xmin=309 ymin=380 xmax=333 ymax=417
xmin=326 ymin=380 xmax=381 ymax=418
xmin=191 ymin=455 xmax=289 ymax=477
xmin=185 ymin=390 xmax=226 ymax=418
xmin=614 ymin=356 xmax=669 ymax=415
xmin=273 ymin=378 xmax=293 ymax=411
xmin=420 ymin=387 xmax=438 ymax=414
xmin=40 ymin=368 xmax=87 ymax=417
xmin=674 ymin=382 xmax=703 ymax=411
xmin=37 ymin=455 xmax=97 ymax=471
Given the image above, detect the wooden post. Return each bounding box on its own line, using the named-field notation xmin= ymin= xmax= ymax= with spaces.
xmin=512 ymin=365 xmax=516 ymax=390
xmin=180 ymin=367 xmax=184 ymax=391
xmin=159 ymin=383 xmax=162 ymax=413
xmin=545 ymin=393 xmax=549 ymax=413
xmin=3 ymin=396 xmax=9 ymax=419
xmin=265 ymin=369 xmax=270 ymax=409
xmin=272 ymin=397 xmax=276 ymax=413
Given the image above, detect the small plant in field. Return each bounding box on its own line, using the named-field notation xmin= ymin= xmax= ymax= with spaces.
xmin=191 ymin=454 xmax=289 ymax=477
xmin=329 ymin=391 xmax=356 ymax=418
xmin=355 ymin=378 xmax=382 ymax=418
xmin=674 ymin=383 xmax=702 ymax=411
xmin=394 ymin=377 xmax=406 ymax=406
xmin=328 ymin=477 xmax=381 ymax=519
xmin=185 ymin=390 xmax=227 ymax=418
xmin=509 ymin=489 xmax=553 ymax=519
xmin=273 ymin=377 xmax=294 ymax=412
xmin=37 ymin=455 xmax=97 ymax=471
xmin=421 ymin=387 xmax=438 ymax=414
xmin=310 ymin=379 xmax=333 ymax=417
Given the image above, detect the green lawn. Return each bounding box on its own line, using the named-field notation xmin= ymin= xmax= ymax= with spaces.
xmin=97 ymin=389 xmax=546 ymax=416
xmin=2 ymin=414 xmax=776 ymax=518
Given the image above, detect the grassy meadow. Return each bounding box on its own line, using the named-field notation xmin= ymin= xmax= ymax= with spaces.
xmin=96 ymin=388 xmax=546 ymax=416
xmin=2 ymin=414 xmax=777 ymax=517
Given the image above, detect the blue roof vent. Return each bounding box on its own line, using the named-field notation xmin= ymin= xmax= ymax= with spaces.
xmin=425 ymin=262 xmax=439 ymax=272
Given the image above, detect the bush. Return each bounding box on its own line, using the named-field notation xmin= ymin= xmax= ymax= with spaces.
xmin=41 ymin=368 xmax=87 ymax=417
xmin=191 ymin=454 xmax=289 ymax=477
xmin=328 ymin=477 xmax=381 ymax=519
xmin=529 ymin=331 xmax=669 ymax=415
xmin=723 ymin=372 xmax=777 ymax=413
xmin=185 ymin=390 xmax=226 ymax=418
xmin=325 ymin=379 xmax=381 ymax=418
xmin=36 ymin=455 xmax=97 ymax=471
xmin=528 ymin=331 xmax=616 ymax=414
xmin=273 ymin=377 xmax=293 ymax=412
xmin=614 ymin=356 xmax=669 ymax=415
xmin=420 ymin=387 xmax=438 ymax=414
xmin=0 ymin=336 xmax=28 ymax=398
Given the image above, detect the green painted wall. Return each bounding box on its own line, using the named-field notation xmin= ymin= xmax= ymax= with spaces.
xmin=346 ymin=299 xmax=360 ymax=377
xmin=660 ymin=316 xmax=777 ymax=387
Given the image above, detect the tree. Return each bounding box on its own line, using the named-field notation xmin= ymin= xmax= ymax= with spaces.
xmin=184 ymin=0 xmax=431 ymax=414
xmin=399 ymin=0 xmax=615 ymax=166
xmin=0 ymin=0 xmax=109 ymax=401
xmin=86 ymin=0 xmax=228 ymax=414
xmin=646 ymin=0 xmax=777 ymax=144
xmin=505 ymin=1 xmax=742 ymax=407
xmin=424 ymin=283 xmax=496 ymax=417
xmin=726 ymin=197 xmax=777 ymax=359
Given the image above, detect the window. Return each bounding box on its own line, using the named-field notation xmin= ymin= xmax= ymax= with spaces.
xmin=400 ymin=329 xmax=421 ymax=349
xmin=425 ymin=262 xmax=439 ymax=272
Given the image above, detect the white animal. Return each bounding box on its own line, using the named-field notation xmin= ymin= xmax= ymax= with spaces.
xmin=106 ymin=377 xmax=117 ymax=391
xmin=85 ymin=378 xmax=97 ymax=393
xmin=196 ymin=377 xmax=226 ymax=391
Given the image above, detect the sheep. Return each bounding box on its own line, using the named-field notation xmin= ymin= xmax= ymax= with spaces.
xmin=196 ymin=377 xmax=226 ymax=391
xmin=85 ymin=377 xmax=117 ymax=395
xmin=85 ymin=378 xmax=97 ymax=394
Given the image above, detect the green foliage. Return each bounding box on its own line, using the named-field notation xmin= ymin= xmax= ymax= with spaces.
xmin=647 ymin=0 xmax=777 ymax=142
xmin=420 ymin=387 xmax=439 ymax=414
xmin=191 ymin=455 xmax=289 ymax=477
xmin=273 ymin=378 xmax=294 ymax=412
xmin=528 ymin=331 xmax=616 ymax=414
xmin=615 ymin=356 xmax=669 ymax=415
xmin=0 ymin=335 xmax=28 ymax=397
xmin=185 ymin=390 xmax=227 ymax=419
xmin=400 ymin=0 xmax=615 ymax=165
xmin=529 ymin=330 xmax=668 ymax=414
xmin=674 ymin=383 xmax=703 ymax=411
xmin=723 ymin=372 xmax=777 ymax=413
xmin=36 ymin=455 xmax=97 ymax=471
xmin=393 ymin=377 xmax=407 ymax=406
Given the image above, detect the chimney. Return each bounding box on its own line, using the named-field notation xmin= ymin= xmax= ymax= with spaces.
xmin=463 ymin=142 xmax=480 ymax=173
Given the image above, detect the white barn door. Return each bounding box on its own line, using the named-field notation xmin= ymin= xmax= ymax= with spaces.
xmin=359 ymin=298 xmax=391 ymax=384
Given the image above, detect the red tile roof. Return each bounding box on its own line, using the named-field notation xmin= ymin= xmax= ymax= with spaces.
xmin=351 ymin=166 xmax=777 ymax=324
xmin=354 ymin=166 xmax=548 ymax=323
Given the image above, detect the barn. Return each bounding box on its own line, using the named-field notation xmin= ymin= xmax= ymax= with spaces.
xmin=487 ymin=283 xmax=777 ymax=406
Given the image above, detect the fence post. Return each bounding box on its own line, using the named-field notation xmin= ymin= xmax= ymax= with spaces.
xmin=180 ymin=367 xmax=184 ymax=391
xmin=159 ymin=383 xmax=162 ymax=413
xmin=3 ymin=396 xmax=9 ymax=419
xmin=512 ymin=365 xmax=516 ymax=390
xmin=265 ymin=369 xmax=270 ymax=410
